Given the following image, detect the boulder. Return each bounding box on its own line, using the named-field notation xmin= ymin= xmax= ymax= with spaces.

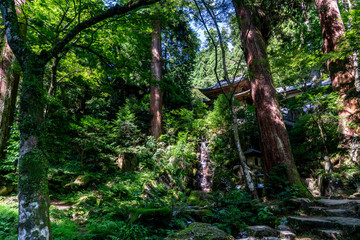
xmin=278 ymin=230 xmax=296 ymax=240
xmin=165 ymin=222 xmax=235 ymax=240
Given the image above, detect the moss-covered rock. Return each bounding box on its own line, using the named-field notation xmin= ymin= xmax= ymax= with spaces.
xmin=129 ymin=207 xmax=172 ymax=226
xmin=165 ymin=222 xmax=235 ymax=240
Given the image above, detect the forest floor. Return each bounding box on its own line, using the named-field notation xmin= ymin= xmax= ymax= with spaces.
xmin=1 ymin=193 xmax=360 ymax=239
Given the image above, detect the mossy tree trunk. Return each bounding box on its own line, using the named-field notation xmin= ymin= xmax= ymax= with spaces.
xmin=18 ymin=56 xmax=50 ymax=240
xmin=150 ymin=19 xmax=163 ymax=139
xmin=232 ymin=0 xmax=310 ymax=197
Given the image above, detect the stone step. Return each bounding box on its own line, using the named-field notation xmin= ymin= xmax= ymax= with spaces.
xmin=307 ymin=206 xmax=355 ymax=217
xmin=287 ymin=216 xmax=334 ymax=229
xmin=316 ymin=199 xmax=360 ymax=209
xmin=288 ymin=216 xmax=360 ymax=237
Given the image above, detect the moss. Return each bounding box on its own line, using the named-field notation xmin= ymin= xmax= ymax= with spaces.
xmin=18 ymin=147 xmax=48 ymax=200
xmin=165 ymin=222 xmax=235 ymax=240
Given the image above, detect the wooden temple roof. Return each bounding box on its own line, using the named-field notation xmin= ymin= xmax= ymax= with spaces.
xmin=199 ymin=76 xmax=251 ymax=103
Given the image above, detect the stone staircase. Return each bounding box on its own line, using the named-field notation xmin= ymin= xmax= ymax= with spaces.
xmin=287 ymin=198 xmax=360 ymax=239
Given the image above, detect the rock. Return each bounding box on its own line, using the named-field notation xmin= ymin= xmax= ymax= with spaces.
xmin=325 ymin=217 xmax=360 ymax=235
xmin=165 ymin=222 xmax=235 ymax=240
xmin=129 ymin=207 xmax=172 ymax=226
xmin=278 ymin=230 xmax=296 ymax=240
xmin=288 ymin=216 xmax=360 ymax=236
xmin=247 ymin=226 xmax=277 ymax=238
xmin=316 ymin=199 xmax=360 ymax=208
xmin=325 ymin=208 xmax=354 ymax=217
xmin=287 ymin=216 xmax=334 ymax=230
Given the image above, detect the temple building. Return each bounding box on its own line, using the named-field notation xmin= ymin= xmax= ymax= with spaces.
xmin=199 ymin=76 xmax=252 ymax=105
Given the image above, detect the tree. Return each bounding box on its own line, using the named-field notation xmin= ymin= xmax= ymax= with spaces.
xmin=0 ymin=0 xmax=24 ymax=161
xmin=232 ymin=0 xmax=310 ymax=196
xmin=0 ymin=34 xmax=20 ymax=161
xmin=150 ymin=19 xmax=163 ymax=139
xmin=315 ymin=0 xmax=360 ymax=139
xmin=0 ymin=0 xmax=160 ymax=239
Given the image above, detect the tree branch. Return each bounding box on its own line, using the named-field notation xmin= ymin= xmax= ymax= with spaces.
xmin=48 ymin=0 xmax=161 ymax=59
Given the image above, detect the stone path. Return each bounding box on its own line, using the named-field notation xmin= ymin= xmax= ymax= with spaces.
xmin=287 ymin=198 xmax=360 ymax=239
xmin=237 ymin=198 xmax=360 ymax=240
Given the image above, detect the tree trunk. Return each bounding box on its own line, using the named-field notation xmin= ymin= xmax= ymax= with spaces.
xmin=315 ymin=0 xmax=360 ymax=138
xmin=0 ymin=35 xmax=20 ymax=160
xmin=231 ymin=98 xmax=258 ymax=198
xmin=150 ymin=19 xmax=163 ymax=139
xmin=0 ymin=0 xmax=25 ymax=160
xmin=18 ymin=57 xmax=51 ymax=240
xmin=232 ymin=1 xmax=309 ymax=196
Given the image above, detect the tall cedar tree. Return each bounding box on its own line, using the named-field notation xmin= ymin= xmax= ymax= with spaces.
xmin=315 ymin=0 xmax=360 ymax=138
xmin=0 ymin=0 xmax=160 ymax=239
xmin=150 ymin=19 xmax=163 ymax=139
xmin=232 ymin=0 xmax=309 ymax=196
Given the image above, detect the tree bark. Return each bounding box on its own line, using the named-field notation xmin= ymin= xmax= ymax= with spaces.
xmin=0 ymin=0 xmax=25 ymax=161
xmin=315 ymin=0 xmax=360 ymax=137
xmin=150 ymin=19 xmax=163 ymax=139
xmin=0 ymin=35 xmax=20 ymax=161
xmin=18 ymin=57 xmax=50 ymax=240
xmin=232 ymin=1 xmax=309 ymax=196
